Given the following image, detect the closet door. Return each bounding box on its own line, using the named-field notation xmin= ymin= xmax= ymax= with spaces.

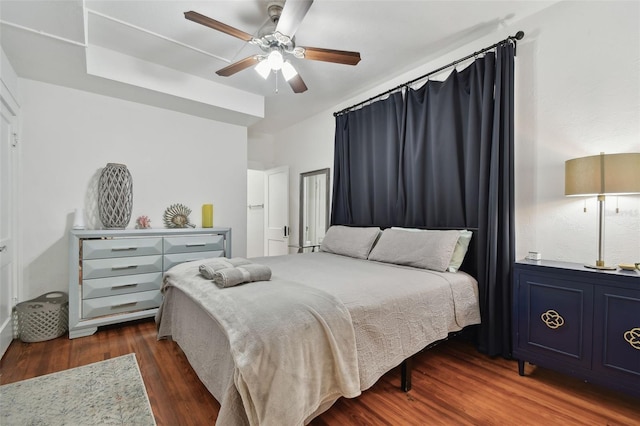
xmin=0 ymin=102 xmax=17 ymax=357
xmin=264 ymin=166 xmax=289 ymax=256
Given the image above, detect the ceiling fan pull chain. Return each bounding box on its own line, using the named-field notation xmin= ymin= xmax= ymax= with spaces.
xmin=275 ymin=69 xmax=279 ymax=94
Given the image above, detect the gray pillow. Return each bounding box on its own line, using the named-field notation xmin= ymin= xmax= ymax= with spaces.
xmin=368 ymin=228 xmax=460 ymax=272
xmin=320 ymin=226 xmax=381 ymax=259
xmin=391 ymin=227 xmax=473 ymax=272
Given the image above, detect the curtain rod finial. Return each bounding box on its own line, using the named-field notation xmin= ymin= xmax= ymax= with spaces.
xmin=514 ymin=31 xmax=524 ymax=40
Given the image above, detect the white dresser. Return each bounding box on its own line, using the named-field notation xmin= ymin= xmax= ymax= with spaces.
xmin=68 ymin=228 xmax=231 ymax=338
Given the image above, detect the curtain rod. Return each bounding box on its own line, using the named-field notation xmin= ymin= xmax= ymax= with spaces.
xmin=334 ymin=31 xmax=525 ymax=117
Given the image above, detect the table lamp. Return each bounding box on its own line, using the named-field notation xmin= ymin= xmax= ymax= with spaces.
xmin=565 ymin=152 xmax=640 ymax=270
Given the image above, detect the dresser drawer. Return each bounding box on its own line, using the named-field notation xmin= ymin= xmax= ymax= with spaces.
xmin=164 ymin=251 xmax=224 ymax=271
xmin=83 ymin=237 xmax=162 ymax=260
xmin=163 ymin=234 xmax=224 ymax=254
xmin=82 ymin=290 xmax=162 ymax=319
xmin=515 ymin=273 xmax=593 ymax=368
xmin=593 ymin=287 xmax=640 ymax=381
xmin=82 ymin=272 xmax=163 ymax=300
xmin=83 ymin=255 xmax=163 ymax=280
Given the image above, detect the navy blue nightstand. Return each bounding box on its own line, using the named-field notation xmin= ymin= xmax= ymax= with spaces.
xmin=513 ymin=259 xmax=640 ymax=398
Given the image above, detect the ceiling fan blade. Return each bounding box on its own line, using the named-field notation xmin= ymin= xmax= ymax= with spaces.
xmin=184 ymin=11 xmax=254 ymax=42
xmin=216 ymin=56 xmax=260 ymax=77
xmin=299 ymin=46 xmax=361 ymax=65
xmin=276 ymin=0 xmax=313 ymax=37
xmin=287 ymin=73 xmax=308 ymax=93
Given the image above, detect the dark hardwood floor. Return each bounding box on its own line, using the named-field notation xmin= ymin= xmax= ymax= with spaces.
xmin=1 ymin=319 xmax=638 ymax=425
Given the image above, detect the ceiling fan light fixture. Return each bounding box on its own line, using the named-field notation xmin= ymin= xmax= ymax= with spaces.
xmin=255 ymin=60 xmax=271 ymax=79
xmin=267 ymin=50 xmax=284 ymax=70
xmin=292 ymin=46 xmax=305 ymax=59
xmin=185 ymin=3 xmax=361 ymax=94
xmin=282 ymin=61 xmax=298 ymax=81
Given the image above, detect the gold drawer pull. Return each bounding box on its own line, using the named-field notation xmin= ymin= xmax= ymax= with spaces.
xmin=111 ymin=247 xmax=137 ymax=251
xmin=112 ymin=265 xmax=138 ymax=270
xmin=624 ymin=328 xmax=640 ymax=350
xmin=111 ymin=283 xmax=138 ymax=290
xmin=541 ymin=309 xmax=564 ymax=329
xmin=111 ymin=302 xmax=137 ymax=309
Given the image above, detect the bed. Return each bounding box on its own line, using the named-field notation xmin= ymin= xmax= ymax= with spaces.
xmin=156 ymin=226 xmax=481 ymax=425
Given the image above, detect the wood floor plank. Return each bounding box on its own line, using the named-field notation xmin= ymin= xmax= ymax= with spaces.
xmin=1 ymin=319 xmax=638 ymax=425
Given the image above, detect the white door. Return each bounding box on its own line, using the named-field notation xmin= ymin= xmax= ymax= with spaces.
xmin=264 ymin=166 xmax=289 ymax=256
xmin=0 ymin=103 xmax=16 ymax=357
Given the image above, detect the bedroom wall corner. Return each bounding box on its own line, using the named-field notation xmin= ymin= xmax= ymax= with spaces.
xmin=18 ymin=79 xmax=248 ymax=300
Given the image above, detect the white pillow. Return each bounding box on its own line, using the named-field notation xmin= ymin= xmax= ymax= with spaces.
xmin=448 ymin=230 xmax=473 ymax=272
xmin=369 ymin=228 xmax=460 ymax=272
xmin=390 ymin=227 xmax=473 ymax=272
xmin=319 ymin=226 xmax=381 ymax=259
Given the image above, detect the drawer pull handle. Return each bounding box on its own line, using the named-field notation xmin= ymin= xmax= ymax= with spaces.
xmin=185 ymin=243 xmax=207 ymax=247
xmin=111 ymin=283 xmax=138 ymax=290
xmin=624 ymin=327 xmax=640 ymax=350
xmin=541 ymin=309 xmax=564 ymax=329
xmin=112 ymin=265 xmax=138 ymax=270
xmin=111 ymin=302 xmax=137 ymax=309
xmin=111 ymin=247 xmax=138 ymax=251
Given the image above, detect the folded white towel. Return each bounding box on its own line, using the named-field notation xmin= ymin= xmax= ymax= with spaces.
xmin=213 ymin=264 xmax=272 ymax=288
xmin=199 ymin=257 xmax=252 ymax=279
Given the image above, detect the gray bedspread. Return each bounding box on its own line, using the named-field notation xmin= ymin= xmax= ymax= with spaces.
xmin=255 ymin=252 xmax=481 ymax=389
xmin=157 ymin=252 xmax=481 ymax=425
xmin=158 ymin=259 xmax=361 ymax=426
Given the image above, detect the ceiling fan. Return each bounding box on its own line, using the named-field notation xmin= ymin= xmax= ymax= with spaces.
xmin=184 ymin=0 xmax=361 ymax=93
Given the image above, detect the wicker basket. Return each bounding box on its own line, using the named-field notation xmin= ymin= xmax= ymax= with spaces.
xmin=16 ymin=292 xmax=69 ymax=342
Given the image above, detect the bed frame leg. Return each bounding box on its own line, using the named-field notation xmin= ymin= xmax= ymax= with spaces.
xmin=401 ymin=358 xmax=412 ymax=392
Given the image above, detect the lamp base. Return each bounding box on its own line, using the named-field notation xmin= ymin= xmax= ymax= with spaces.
xmin=584 ymin=263 xmax=617 ymax=271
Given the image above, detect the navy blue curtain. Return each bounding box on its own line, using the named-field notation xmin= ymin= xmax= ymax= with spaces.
xmin=331 ymin=43 xmax=515 ymax=357
xmin=332 ymin=91 xmax=405 ymax=228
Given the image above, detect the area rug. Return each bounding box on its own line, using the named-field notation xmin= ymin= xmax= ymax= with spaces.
xmin=1 ymin=353 xmax=156 ymax=425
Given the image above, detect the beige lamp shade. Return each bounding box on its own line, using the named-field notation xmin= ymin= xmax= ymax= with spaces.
xmin=565 ymin=153 xmax=640 ymax=196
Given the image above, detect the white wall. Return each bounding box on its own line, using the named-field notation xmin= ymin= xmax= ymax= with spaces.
xmin=266 ymin=1 xmax=640 ymax=265
xmin=248 ymin=131 xmax=276 ymax=170
xmin=19 ymin=79 xmax=248 ymax=300
xmin=514 ymin=0 xmax=640 ymax=265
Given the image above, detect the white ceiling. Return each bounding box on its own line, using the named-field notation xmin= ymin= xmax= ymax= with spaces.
xmin=0 ymin=1 xmax=555 ymax=134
